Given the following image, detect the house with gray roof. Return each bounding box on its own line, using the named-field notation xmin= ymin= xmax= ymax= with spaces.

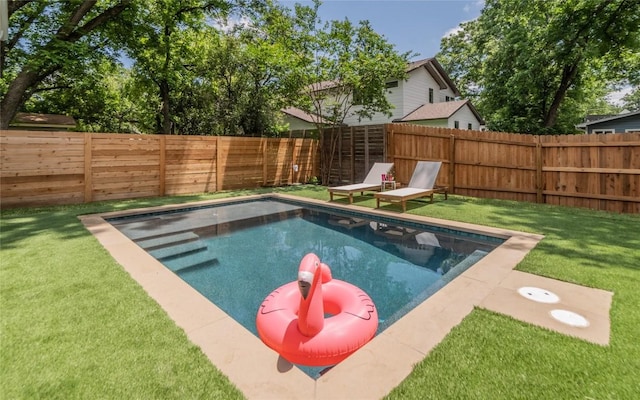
xmin=284 ymin=58 xmax=484 ymax=130
xmin=575 ymin=110 xmax=640 ymax=134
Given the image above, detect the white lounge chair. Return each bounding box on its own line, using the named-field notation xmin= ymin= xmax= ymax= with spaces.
xmin=328 ymin=162 xmax=394 ymax=204
xmin=375 ymin=161 xmax=447 ymax=212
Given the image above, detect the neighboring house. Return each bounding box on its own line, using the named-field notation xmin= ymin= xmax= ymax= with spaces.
xmin=346 ymin=57 xmax=482 ymax=128
xmin=575 ymin=110 xmax=640 ymax=134
xmin=286 ymin=57 xmax=484 ymax=130
xmin=9 ymin=112 xmax=77 ymax=131
xmin=281 ymin=107 xmax=332 ymax=131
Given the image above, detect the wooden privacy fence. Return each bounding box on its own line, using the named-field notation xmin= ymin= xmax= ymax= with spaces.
xmin=322 ymin=124 xmax=386 ymax=184
xmin=326 ymin=124 xmax=640 ymax=213
xmin=0 ymin=130 xmax=319 ymax=208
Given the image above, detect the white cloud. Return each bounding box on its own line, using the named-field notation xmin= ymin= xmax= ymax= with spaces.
xmin=443 ymin=25 xmax=464 ymax=38
xmin=465 ymin=0 xmax=485 ymax=13
xmin=607 ymin=86 xmax=632 ymax=106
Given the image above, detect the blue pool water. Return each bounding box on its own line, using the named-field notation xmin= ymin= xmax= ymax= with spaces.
xmin=109 ymin=198 xmax=502 ymax=377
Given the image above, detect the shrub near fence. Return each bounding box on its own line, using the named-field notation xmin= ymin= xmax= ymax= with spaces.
xmin=0 ymin=131 xmax=319 ymax=208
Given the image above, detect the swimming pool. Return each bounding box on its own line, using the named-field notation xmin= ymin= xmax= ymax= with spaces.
xmin=82 ymin=194 xmax=543 ymax=398
xmin=107 ymin=197 xmax=502 ymax=376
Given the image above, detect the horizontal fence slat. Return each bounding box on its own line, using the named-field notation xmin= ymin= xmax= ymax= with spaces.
xmin=324 ymin=124 xmax=638 ymax=214
xmin=542 ymin=167 xmax=640 ymax=174
xmin=1 ymin=130 xmax=319 ymax=208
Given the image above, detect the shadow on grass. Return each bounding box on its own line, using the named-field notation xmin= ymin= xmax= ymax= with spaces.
xmin=0 ymin=186 xmax=325 ymax=250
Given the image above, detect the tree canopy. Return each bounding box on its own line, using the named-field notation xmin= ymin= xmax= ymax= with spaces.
xmin=438 ymin=0 xmax=640 ymax=134
xmin=0 ymin=0 xmax=134 ymax=130
xmin=1 ymin=0 xmax=408 ymax=136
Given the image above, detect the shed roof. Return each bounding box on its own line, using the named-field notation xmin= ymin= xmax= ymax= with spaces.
xmin=10 ymin=113 xmax=77 ymax=129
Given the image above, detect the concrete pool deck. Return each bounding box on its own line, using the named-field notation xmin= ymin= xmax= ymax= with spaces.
xmin=79 ymin=194 xmax=612 ymax=399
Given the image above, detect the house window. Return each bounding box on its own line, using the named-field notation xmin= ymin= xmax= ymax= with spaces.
xmin=385 ymin=81 xmax=398 ymax=89
xmin=592 ymin=129 xmax=615 ymax=134
xmin=468 ymin=123 xmax=472 ymax=130
xmin=445 ymin=96 xmax=451 ymax=102
xmin=429 ymin=88 xmax=434 ymax=103
xmin=454 ymin=121 xmax=459 ymax=129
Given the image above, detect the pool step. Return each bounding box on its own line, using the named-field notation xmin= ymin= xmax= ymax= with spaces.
xmin=170 ymin=255 xmax=220 ymax=274
xmin=149 ymin=241 xmax=207 ymax=260
xmin=136 ymin=232 xmax=200 ymax=250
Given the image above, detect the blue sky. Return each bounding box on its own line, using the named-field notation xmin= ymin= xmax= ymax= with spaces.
xmin=279 ymin=0 xmax=485 ymax=61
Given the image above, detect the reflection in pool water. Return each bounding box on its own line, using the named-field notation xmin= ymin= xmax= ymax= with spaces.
xmin=108 ymin=198 xmax=502 ymax=377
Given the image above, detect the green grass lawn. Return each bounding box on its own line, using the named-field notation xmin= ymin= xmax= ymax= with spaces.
xmin=2 ymin=186 xmax=639 ymax=399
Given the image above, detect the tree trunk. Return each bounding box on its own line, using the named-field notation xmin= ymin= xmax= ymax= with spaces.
xmin=159 ymin=79 xmax=172 ymax=134
xmin=544 ymin=63 xmax=580 ymax=129
xmin=319 ymin=126 xmax=340 ymax=185
xmin=0 ymin=68 xmax=45 ymax=129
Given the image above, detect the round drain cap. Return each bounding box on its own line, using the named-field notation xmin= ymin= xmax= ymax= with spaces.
xmin=550 ymin=309 xmax=590 ymax=328
xmin=517 ymin=286 xmax=560 ymax=303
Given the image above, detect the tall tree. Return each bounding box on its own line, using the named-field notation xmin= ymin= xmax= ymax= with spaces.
xmin=124 ymin=0 xmax=231 ymax=134
xmin=438 ymin=0 xmax=640 ymax=134
xmin=23 ymin=60 xmax=147 ymax=133
xmin=0 ymin=0 xmax=133 ymax=129
xmin=293 ymin=15 xmax=409 ymax=183
xmin=196 ymin=1 xmax=315 ymax=136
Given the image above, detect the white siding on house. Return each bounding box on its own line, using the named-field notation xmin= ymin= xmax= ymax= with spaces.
xmin=402 ymin=68 xmax=457 ymax=114
xmin=285 ymin=116 xmax=317 ymax=131
xmin=402 ymin=68 xmax=432 ymax=115
xmin=341 ymin=82 xmax=405 ymax=125
xmin=438 ymin=88 xmax=458 ymax=103
xmin=343 ymin=66 xmax=456 ymax=125
xmin=448 ymin=105 xmax=481 ymax=130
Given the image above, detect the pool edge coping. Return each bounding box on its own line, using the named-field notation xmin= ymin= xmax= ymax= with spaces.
xmin=79 ymin=193 xmax=546 ymax=399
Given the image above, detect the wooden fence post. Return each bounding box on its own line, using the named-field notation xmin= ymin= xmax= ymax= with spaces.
xmin=289 ymin=138 xmax=295 ymax=185
xmin=349 ymin=126 xmax=355 ymax=182
xmin=84 ymin=133 xmax=92 ymax=203
xmin=159 ymin=135 xmax=166 ymax=196
xmin=216 ymin=136 xmax=222 ymax=191
xmin=364 ymin=125 xmax=370 ymax=170
xmin=262 ymin=138 xmax=268 ymax=186
xmin=387 ymin=126 xmax=394 ymax=165
xmin=449 ymin=134 xmax=456 ymax=193
xmin=536 ymin=136 xmax=543 ymax=203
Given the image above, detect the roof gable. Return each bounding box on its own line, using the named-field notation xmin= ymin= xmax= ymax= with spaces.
xmin=395 ymin=99 xmax=483 ymax=123
xmin=406 ymin=58 xmax=461 ymax=97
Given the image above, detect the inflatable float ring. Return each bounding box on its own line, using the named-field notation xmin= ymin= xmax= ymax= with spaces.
xmin=256 ymin=253 xmax=378 ymax=367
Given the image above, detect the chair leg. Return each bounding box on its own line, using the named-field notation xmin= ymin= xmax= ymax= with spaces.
xmin=402 ymin=201 xmax=407 ymax=212
xmin=376 ymin=198 xmax=380 ymax=208
xmin=349 ymin=194 xmax=353 ymax=204
xmin=330 ymin=192 xmax=334 ymax=201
